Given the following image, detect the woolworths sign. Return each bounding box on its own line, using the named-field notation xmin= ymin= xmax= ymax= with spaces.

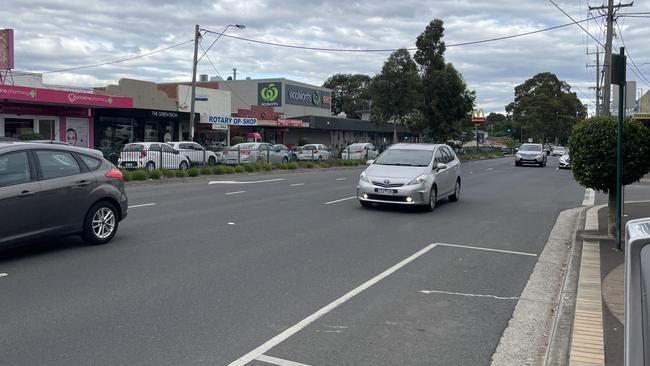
xmin=257 ymin=82 xmax=282 ymax=107
xmin=286 ymin=84 xmax=331 ymax=109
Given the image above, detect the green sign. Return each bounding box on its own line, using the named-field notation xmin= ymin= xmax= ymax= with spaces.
xmin=258 ymin=82 xmax=282 ymax=107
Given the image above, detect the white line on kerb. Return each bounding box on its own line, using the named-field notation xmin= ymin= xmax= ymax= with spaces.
xmin=128 ymin=203 xmax=156 ymax=209
xmin=227 ymin=243 xmax=438 ymax=366
xmin=324 ymin=196 xmax=356 ymax=205
xmin=419 ymin=290 xmax=519 ymax=300
xmin=0 ymin=273 xmax=8 ymax=278
xmin=290 ymin=183 xmax=305 ymax=187
xmin=225 ymin=191 xmax=246 ymax=195
xmin=582 ymin=188 xmax=595 ymax=206
xmin=336 ymin=178 xmax=347 ymax=181
xmin=256 ymin=355 xmax=311 ymax=366
xmin=436 ymin=242 xmax=537 ymax=257
xmin=209 ymin=178 xmax=285 ymax=185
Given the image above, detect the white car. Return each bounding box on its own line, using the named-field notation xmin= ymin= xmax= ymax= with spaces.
xmin=118 ymin=142 xmax=190 ymax=170
xmin=342 ymin=143 xmax=379 ymax=160
xmin=165 ymin=141 xmax=219 ymax=166
xmin=551 ymin=146 xmax=566 ymax=156
xmin=224 ymin=143 xmax=289 ymax=164
xmin=296 ymin=144 xmax=331 ymax=161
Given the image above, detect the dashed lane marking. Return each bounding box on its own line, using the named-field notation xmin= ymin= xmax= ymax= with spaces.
xmin=128 ymin=203 xmax=156 ymax=208
xmin=324 ymin=196 xmax=356 ymax=205
xmin=290 ymin=183 xmax=305 ymax=187
xmin=225 ymin=191 xmax=246 ymax=195
xmin=336 ymin=178 xmax=347 ymax=181
xmin=208 ymin=178 xmax=285 ymax=185
xmin=0 ymin=273 xmax=8 ymax=278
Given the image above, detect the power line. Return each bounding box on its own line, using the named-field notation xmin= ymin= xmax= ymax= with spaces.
xmin=198 ymin=43 xmax=250 ymax=108
xmin=615 ymin=22 xmax=650 ymax=87
xmin=201 ymin=16 xmax=603 ymax=53
xmin=548 ymin=0 xmax=606 ymax=48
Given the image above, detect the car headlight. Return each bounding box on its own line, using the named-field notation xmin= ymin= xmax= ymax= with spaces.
xmin=407 ymin=174 xmax=427 ymax=186
xmin=516 ymin=154 xmax=522 ymax=159
xmin=536 ymin=154 xmax=544 ymax=159
xmin=360 ymin=172 xmax=370 ymax=183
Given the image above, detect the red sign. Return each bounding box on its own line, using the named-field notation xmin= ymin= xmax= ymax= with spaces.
xmin=0 ymin=84 xmax=132 ymax=108
xmin=0 ymin=29 xmax=14 ymax=70
xmin=277 ymin=118 xmax=304 ymax=127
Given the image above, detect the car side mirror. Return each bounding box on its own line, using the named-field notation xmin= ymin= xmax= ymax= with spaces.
xmin=436 ymin=163 xmax=447 ymax=171
xmin=366 ymin=160 xmax=374 ymax=165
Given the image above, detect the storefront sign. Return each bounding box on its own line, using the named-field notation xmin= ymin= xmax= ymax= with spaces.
xmin=211 ymin=124 xmax=229 ymax=130
xmin=286 ymin=84 xmax=331 ymax=109
xmin=208 ymin=115 xmax=257 ymax=126
xmin=150 ymin=110 xmax=178 ymax=119
xmin=0 ymin=29 xmax=14 ymax=69
xmin=0 ymin=85 xmax=133 ymax=108
xmin=277 ymin=118 xmax=304 ymax=127
xmin=257 ymin=82 xmax=282 ymax=107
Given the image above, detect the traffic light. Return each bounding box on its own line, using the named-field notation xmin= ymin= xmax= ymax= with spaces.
xmin=506 ymin=125 xmax=512 ymax=135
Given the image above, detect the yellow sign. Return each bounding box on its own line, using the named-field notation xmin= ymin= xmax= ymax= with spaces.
xmin=632 ymin=113 xmax=650 ymax=120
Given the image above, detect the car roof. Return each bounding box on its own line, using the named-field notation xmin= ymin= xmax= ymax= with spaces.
xmin=388 ymin=143 xmax=444 ymax=151
xmin=0 ymin=141 xmax=104 ymax=158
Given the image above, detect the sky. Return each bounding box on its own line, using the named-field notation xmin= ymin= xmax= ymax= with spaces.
xmin=2 ymin=0 xmax=649 ymax=115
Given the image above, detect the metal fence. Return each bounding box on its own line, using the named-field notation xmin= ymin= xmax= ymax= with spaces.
xmin=101 ymin=147 xmax=218 ymax=171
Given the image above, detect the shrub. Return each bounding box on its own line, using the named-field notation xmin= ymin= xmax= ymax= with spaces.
xmin=234 ymin=165 xmax=245 ymax=173
xmin=303 ymin=162 xmax=315 ymax=169
xmin=176 ymin=169 xmax=188 ymax=178
xmin=122 ymin=170 xmax=132 ymax=182
xmin=319 ymin=162 xmax=330 ymax=169
xmin=201 ymin=166 xmax=213 ymax=175
xmin=276 ymin=163 xmax=288 ymax=170
xmin=287 ymin=162 xmax=298 ymax=170
xmin=149 ymin=169 xmax=163 ymax=180
xmin=225 ymin=166 xmax=236 ymax=174
xmin=244 ymin=164 xmax=256 ymax=172
xmin=18 ymin=132 xmax=44 ymax=140
xmin=262 ymin=164 xmax=273 ymax=171
xmin=297 ymin=137 xmax=311 ymax=146
xmin=132 ymin=170 xmax=148 ymax=181
xmin=230 ymin=136 xmax=245 ymax=145
xmin=214 ymin=165 xmax=227 ymax=175
xmin=188 ymin=167 xmax=200 ymax=177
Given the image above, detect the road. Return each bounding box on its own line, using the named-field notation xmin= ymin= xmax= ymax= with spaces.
xmin=0 ymin=155 xmax=587 ymax=366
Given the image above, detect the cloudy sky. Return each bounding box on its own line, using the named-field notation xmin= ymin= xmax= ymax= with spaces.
xmin=3 ymin=0 xmax=649 ymax=114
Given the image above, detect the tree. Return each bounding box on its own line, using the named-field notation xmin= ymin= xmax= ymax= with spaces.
xmin=569 ymin=116 xmax=650 ymax=235
xmin=368 ymin=48 xmax=421 ymax=143
xmin=486 ymin=112 xmax=508 ymax=136
xmin=323 ymin=73 xmax=371 ymax=119
xmin=414 ymin=19 xmax=475 ymax=141
xmin=506 ymin=72 xmax=586 ymax=144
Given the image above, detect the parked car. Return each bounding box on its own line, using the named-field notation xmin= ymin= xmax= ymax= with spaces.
xmin=273 ymin=144 xmax=293 ymax=162
xmin=357 ymin=143 xmax=461 ymax=211
xmin=296 ymin=144 xmax=331 ymax=161
xmin=0 ymin=141 xmax=128 ymax=247
xmin=551 ymin=146 xmax=566 ymax=157
xmin=341 ymin=143 xmax=379 ymax=160
xmin=118 ymin=142 xmax=190 ymax=170
xmin=515 ymin=143 xmax=547 ymax=167
xmin=224 ymin=143 xmax=289 ymax=164
xmin=558 ymin=151 xmax=570 ymax=169
xmin=165 ymin=141 xmax=219 ymax=166
xmin=290 ymin=146 xmax=303 ymax=161
xmin=205 ymin=142 xmax=228 ymax=164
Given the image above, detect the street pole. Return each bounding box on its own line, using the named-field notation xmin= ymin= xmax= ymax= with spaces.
xmin=189 ymin=24 xmax=200 ymax=141
xmin=616 ymin=47 xmax=626 ymax=250
xmin=596 ymin=48 xmax=601 ymax=115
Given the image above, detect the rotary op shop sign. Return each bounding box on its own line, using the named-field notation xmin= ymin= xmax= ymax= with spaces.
xmin=207 ymin=115 xmax=257 ymax=126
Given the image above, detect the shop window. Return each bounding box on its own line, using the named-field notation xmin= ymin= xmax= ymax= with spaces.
xmin=4 ymin=118 xmax=34 ymax=139
xmin=38 ymin=120 xmax=56 ymax=140
xmin=96 ymin=117 xmax=139 ymax=151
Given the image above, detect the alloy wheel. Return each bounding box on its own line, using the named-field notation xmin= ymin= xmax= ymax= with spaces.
xmin=92 ymin=207 xmax=116 ymax=239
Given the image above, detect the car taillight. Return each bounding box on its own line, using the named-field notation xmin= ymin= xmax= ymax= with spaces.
xmin=140 ymin=149 xmax=146 ymax=159
xmin=105 ymin=166 xmax=124 ymax=182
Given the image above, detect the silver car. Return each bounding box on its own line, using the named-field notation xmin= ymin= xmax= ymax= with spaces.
xmin=515 ymin=143 xmax=547 ymax=167
xmin=224 ymin=143 xmax=288 ymax=164
xmin=558 ymin=151 xmax=570 ymax=169
xmin=357 ymin=143 xmax=461 ymax=211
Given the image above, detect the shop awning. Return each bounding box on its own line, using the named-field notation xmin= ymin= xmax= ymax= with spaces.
xmin=0 ymin=84 xmax=132 ymax=108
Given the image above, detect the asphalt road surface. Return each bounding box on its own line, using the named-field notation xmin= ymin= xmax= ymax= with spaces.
xmin=0 ymin=155 xmax=587 ymax=366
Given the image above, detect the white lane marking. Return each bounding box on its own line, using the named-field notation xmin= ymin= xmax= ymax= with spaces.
xmin=0 ymin=273 xmax=8 ymax=278
xmin=225 ymin=191 xmax=246 ymax=195
xmin=336 ymin=178 xmax=347 ymax=181
xmin=128 ymin=203 xmax=156 ymax=209
xmin=256 ymin=355 xmax=311 ymax=366
xmin=228 ymin=222 xmax=236 ymax=225
xmin=419 ymin=290 xmax=519 ymax=300
xmin=209 ymin=178 xmax=285 ymax=185
xmin=324 ymin=196 xmax=356 ymax=205
xmin=290 ymin=183 xmax=305 ymax=187
xmin=436 ymin=242 xmax=537 ymax=257
xmin=487 ymin=168 xmax=493 ymax=171
xmin=582 ymin=188 xmax=595 ymax=206
xmin=228 ymin=244 xmax=438 ymax=366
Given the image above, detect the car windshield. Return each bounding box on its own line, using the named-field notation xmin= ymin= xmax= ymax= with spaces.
xmin=373 ymin=149 xmax=432 ymax=166
xmin=520 ymin=144 xmax=542 ymax=152
xmin=232 ymin=143 xmax=258 ymax=149
xmin=123 ymin=144 xmax=144 ymax=151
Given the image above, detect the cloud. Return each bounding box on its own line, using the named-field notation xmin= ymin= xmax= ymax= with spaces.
xmin=2 ymin=0 xmax=649 ymax=115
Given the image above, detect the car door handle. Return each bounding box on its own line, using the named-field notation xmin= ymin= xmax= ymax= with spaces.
xmin=76 ymin=180 xmax=91 ymax=187
xmin=20 ymin=190 xmax=35 ymax=197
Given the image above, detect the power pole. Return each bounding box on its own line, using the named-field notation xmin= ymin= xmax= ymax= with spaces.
xmin=589 ymin=0 xmax=634 ymax=116
xmin=189 ymin=24 xmax=200 ymax=141
xmin=587 ymin=48 xmax=601 ymax=115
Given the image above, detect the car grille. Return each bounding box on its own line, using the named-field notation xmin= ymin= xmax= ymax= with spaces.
xmin=366 ymin=194 xmax=408 ymax=202
xmin=372 ymin=181 xmax=404 ymax=188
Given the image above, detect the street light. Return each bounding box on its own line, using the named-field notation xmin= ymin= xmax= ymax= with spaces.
xmin=189 ymin=24 xmax=246 ymax=141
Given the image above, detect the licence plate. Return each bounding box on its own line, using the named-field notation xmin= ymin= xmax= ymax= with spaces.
xmin=375 ymin=188 xmax=397 ymax=195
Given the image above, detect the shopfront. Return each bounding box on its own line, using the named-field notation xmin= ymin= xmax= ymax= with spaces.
xmin=0 ymin=84 xmax=132 ymax=147
xmin=93 ymin=108 xmax=198 ymax=152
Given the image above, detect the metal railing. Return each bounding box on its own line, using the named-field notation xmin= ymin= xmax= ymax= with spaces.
xmin=100 ymin=147 xmax=219 ymax=170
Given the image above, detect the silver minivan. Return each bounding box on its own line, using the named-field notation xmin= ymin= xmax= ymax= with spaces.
xmin=357 ymin=143 xmax=461 ymax=211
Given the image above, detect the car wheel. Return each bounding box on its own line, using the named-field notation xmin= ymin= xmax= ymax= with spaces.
xmin=318 ymin=156 xmax=323 ymax=162
xmin=425 ymin=186 xmax=437 ymax=212
xmin=449 ymin=179 xmax=461 ymax=202
xmin=145 ymin=161 xmax=155 ymax=171
xmin=282 ymin=156 xmax=289 ymax=163
xmin=83 ymin=201 xmax=119 ymax=245
xmin=208 ymin=156 xmax=216 ymax=165
xmin=179 ymin=161 xmax=189 ymax=170
xmin=360 ymin=200 xmax=372 ymax=208
xmin=515 ymin=161 xmax=520 ymax=166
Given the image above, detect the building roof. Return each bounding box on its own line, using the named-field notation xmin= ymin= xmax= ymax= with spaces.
xmin=296 ymin=115 xmax=411 ymax=133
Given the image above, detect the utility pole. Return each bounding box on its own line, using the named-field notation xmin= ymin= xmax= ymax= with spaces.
xmin=189 ymin=24 xmax=200 ymax=141
xmin=589 ymin=0 xmax=633 ymax=116
xmin=587 ymin=48 xmax=601 ymax=115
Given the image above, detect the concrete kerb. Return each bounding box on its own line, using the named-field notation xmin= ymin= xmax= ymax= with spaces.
xmin=490 ymin=207 xmax=584 ymax=366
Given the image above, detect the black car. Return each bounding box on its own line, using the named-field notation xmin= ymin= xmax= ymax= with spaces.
xmin=0 ymin=141 xmax=128 ymax=248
